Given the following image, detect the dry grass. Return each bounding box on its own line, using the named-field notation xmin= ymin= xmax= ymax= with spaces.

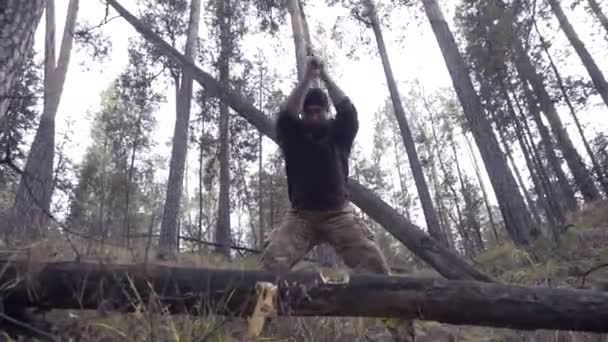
xmin=0 ymin=201 xmax=607 ymax=341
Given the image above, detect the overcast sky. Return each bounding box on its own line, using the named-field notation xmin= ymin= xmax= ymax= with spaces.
xmin=32 ymin=0 xmax=608 ymax=228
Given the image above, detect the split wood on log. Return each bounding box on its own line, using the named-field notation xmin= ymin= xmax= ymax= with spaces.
xmin=1 ymin=260 xmax=607 ymax=333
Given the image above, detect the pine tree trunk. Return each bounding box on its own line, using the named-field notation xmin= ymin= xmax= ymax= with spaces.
xmin=124 ymin=116 xmax=141 ymax=246
xmin=0 ymin=0 xmax=44 ymax=123
xmin=8 ymin=0 xmax=79 ymax=241
xmin=587 ymin=0 xmax=608 ymax=35
xmin=547 ymin=0 xmax=608 ymax=108
xmin=452 ymin=138 xmax=484 ymax=253
xmin=516 ymin=66 xmax=579 ymax=215
xmin=506 ymin=81 xmax=563 ymax=214
xmin=198 ymin=130 xmax=204 ymax=252
xmin=215 ymin=0 xmax=232 ymax=258
xmin=422 ymin=0 xmax=539 ymax=246
xmin=501 ymin=85 xmax=561 ymax=227
xmin=475 ymin=73 xmax=541 ymax=227
xmin=367 ymin=0 xmax=447 ymax=247
xmin=258 ymin=69 xmax=264 ymax=249
xmin=462 ymin=135 xmax=500 ymax=243
xmin=389 ymin=116 xmax=412 ymax=221
xmin=512 ymin=39 xmax=601 ymax=203
xmin=159 ymin=0 xmax=201 ymax=257
xmin=534 ymin=22 xmax=608 ymax=196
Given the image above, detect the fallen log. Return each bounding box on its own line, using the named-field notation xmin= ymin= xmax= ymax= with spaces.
xmin=1 ymin=260 xmax=607 ymax=333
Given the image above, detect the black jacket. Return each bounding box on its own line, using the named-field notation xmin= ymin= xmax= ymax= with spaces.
xmin=275 ymin=98 xmax=358 ymax=211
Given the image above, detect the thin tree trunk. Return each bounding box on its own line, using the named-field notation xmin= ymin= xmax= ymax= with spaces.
xmin=388 ymin=113 xmax=412 ymax=221
xmin=159 ymin=0 xmax=201 ymax=257
xmin=451 ymin=137 xmax=484 ymax=253
xmin=512 ymin=39 xmax=601 ymax=203
xmin=422 ymin=0 xmax=539 ymax=246
xmin=107 ymin=0 xmax=494 ymax=282
xmin=237 ymin=161 xmax=257 ymax=248
xmin=8 ymin=0 xmax=79 ymax=241
xmin=463 ymin=134 xmax=500 ymax=243
xmin=508 ymin=82 xmax=567 ymax=230
xmin=427 ymin=132 xmax=456 ymax=251
xmin=533 ymin=21 xmax=608 ymax=196
xmin=497 ymin=115 xmax=542 ymax=227
xmin=514 ymin=63 xmax=579 ymax=213
xmin=0 ymin=0 xmax=45 ymax=123
xmin=198 ymin=129 xmax=204 ymax=252
xmin=258 ymin=68 xmax=265 ymax=249
xmin=216 ymin=0 xmax=232 ymax=258
xmin=366 ymin=0 xmax=447 ymax=247
xmin=501 ymin=85 xmax=556 ymax=226
xmin=424 ymin=105 xmax=458 ymax=250
xmin=546 ymin=0 xmax=608 ymax=108
xmin=124 ymin=126 xmax=139 ymax=246
xmin=587 ymin=0 xmax=608 ymax=36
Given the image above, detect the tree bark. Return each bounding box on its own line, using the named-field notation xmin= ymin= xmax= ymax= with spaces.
xmin=215 ymin=0 xmax=232 ymax=258
xmin=501 ymin=85 xmax=559 ymax=227
xmin=366 ymin=0 xmax=447 ymax=247
xmin=512 ymin=39 xmax=601 ymax=203
xmin=7 ymin=0 xmax=79 ymax=241
xmin=547 ymin=0 xmax=608 ymax=108
xmin=506 ymin=80 xmax=567 ymax=224
xmin=422 ymin=0 xmax=539 ymax=246
xmin=159 ymin=0 xmax=201 ymax=257
xmin=0 ymin=0 xmax=45 ymax=124
xmin=2 ymin=261 xmax=608 ymax=332
xmin=587 ymin=0 xmax=608 ymax=36
xmin=516 ymin=65 xmax=578 ymax=216
xmin=533 ymin=21 xmax=608 ymax=196
xmin=106 ymin=0 xmax=492 ymax=282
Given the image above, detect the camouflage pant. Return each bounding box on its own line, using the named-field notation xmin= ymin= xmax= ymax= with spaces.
xmin=260 ymin=203 xmax=390 ymax=275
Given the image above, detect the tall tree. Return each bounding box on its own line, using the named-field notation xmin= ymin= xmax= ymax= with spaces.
xmin=530 ymin=15 xmax=608 ymax=196
xmin=362 ymin=0 xmax=447 ymax=246
xmin=159 ymin=0 xmax=202 ymax=257
xmin=546 ymin=0 xmax=608 ymax=108
xmin=587 ymin=0 xmax=608 ymax=35
xmin=6 ymin=0 xmax=80 ymax=241
xmin=0 ymin=1 xmax=44 ymax=124
xmin=421 ymin=0 xmax=539 ymax=246
xmin=500 ymin=2 xmax=603 ymax=204
xmin=213 ymin=0 xmax=244 ymax=257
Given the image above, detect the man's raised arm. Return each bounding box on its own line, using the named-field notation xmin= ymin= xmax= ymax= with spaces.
xmin=275 ymin=59 xmax=318 ymax=143
xmin=321 ymin=70 xmax=358 ymax=147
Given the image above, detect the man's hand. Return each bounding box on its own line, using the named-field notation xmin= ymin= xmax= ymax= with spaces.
xmin=305 ymin=56 xmax=323 ymax=80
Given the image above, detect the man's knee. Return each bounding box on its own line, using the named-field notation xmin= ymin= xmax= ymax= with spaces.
xmin=354 ymin=242 xmax=391 ymax=275
xmin=259 ymin=211 xmax=313 ymax=273
xmin=260 ymin=246 xmax=292 ymax=273
xmin=335 ymin=221 xmax=390 ymax=274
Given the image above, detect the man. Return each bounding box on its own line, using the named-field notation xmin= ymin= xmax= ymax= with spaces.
xmin=260 ymin=56 xmax=390 ymax=275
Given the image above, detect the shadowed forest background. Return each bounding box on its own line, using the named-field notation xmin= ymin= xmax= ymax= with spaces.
xmin=1 ymin=0 xmax=608 ymax=340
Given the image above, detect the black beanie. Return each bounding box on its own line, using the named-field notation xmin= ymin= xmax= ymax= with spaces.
xmin=303 ymin=88 xmax=329 ymax=111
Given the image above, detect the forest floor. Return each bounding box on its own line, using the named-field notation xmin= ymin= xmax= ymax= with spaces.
xmin=0 ymin=201 xmax=607 ymax=342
